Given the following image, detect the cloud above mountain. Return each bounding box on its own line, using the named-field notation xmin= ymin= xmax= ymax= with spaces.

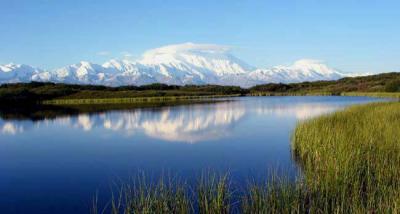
xmin=0 ymin=43 xmax=364 ymax=87
xmin=142 ymin=43 xmax=231 ymax=56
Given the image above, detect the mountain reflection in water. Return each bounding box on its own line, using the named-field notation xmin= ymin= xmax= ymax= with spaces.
xmin=0 ymin=97 xmax=349 ymax=143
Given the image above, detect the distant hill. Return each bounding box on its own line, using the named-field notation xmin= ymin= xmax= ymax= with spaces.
xmin=249 ymin=72 xmax=400 ymax=94
xmin=0 ymin=82 xmax=247 ymax=104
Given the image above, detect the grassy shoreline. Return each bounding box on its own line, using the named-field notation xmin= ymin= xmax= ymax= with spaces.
xmin=341 ymin=92 xmax=400 ymax=98
xmin=248 ymin=91 xmax=336 ymax=96
xmin=249 ymin=91 xmax=400 ymax=98
xmin=42 ymin=94 xmax=240 ymax=105
xmin=42 ymin=92 xmax=399 ymax=106
xmin=292 ymin=102 xmax=400 ymax=212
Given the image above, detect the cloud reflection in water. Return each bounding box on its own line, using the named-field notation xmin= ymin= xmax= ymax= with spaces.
xmin=255 ymin=103 xmax=341 ymax=120
xmin=0 ymin=100 xmax=346 ymax=143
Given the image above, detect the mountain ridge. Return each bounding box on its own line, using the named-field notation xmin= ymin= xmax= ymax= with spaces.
xmin=1 ymin=43 xmax=366 ymax=87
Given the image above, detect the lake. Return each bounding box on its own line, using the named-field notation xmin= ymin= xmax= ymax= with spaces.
xmin=0 ymin=96 xmax=381 ymax=213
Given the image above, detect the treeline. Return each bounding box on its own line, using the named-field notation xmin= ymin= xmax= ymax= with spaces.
xmin=250 ymin=72 xmax=400 ymax=94
xmin=0 ymin=82 xmax=248 ymax=104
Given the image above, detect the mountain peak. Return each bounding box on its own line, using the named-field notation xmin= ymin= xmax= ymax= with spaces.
xmin=248 ymin=59 xmax=344 ymax=84
xmin=290 ymin=59 xmax=341 ymax=75
xmin=0 ymin=64 xmax=16 ymax=72
xmin=0 ymin=63 xmax=42 ymax=82
xmin=139 ymin=43 xmax=254 ymax=76
xmin=139 ymin=43 xmax=231 ymax=65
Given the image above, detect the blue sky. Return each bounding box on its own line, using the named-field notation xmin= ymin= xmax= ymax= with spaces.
xmin=0 ymin=0 xmax=399 ymax=73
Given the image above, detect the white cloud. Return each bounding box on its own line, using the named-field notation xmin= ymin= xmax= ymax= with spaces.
xmin=142 ymin=42 xmax=231 ymax=56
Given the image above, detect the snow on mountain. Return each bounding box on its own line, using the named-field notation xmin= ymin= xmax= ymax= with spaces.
xmin=248 ymin=59 xmax=345 ymax=84
xmin=0 ymin=63 xmax=42 ymax=83
xmin=344 ymin=72 xmax=374 ymax=77
xmin=116 ymin=42 xmax=256 ymax=86
xmin=47 ymin=61 xmax=112 ymax=84
xmin=0 ymin=43 xmax=354 ymax=87
xmin=140 ymin=43 xmax=254 ymax=75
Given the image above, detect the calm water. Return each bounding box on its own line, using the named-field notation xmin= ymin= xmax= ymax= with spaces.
xmin=0 ymin=96 xmax=381 ymax=213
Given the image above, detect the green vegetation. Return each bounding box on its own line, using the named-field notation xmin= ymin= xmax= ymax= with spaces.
xmin=197 ymin=174 xmax=231 ymax=214
xmin=0 ymin=82 xmax=247 ymax=104
xmin=341 ymin=92 xmax=400 ymax=98
xmin=43 ymin=94 xmax=239 ymax=105
xmin=93 ymin=173 xmax=311 ymax=214
xmin=250 ymin=72 xmax=400 ymax=95
xmin=92 ymin=173 xmax=231 ymax=214
xmin=292 ymin=102 xmax=400 ymax=212
xmin=96 ymin=178 xmax=192 ymax=214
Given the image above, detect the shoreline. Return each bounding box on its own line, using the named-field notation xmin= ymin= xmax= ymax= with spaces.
xmin=42 ymin=92 xmax=399 ymax=106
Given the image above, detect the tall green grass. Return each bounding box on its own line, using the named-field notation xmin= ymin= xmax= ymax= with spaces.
xmin=241 ymin=175 xmax=306 ymax=213
xmin=292 ymin=102 xmax=400 ymax=212
xmin=107 ymin=178 xmax=191 ymax=213
xmin=249 ymin=91 xmax=335 ymax=96
xmin=249 ymin=91 xmax=400 ymax=98
xmin=341 ymin=92 xmax=400 ymax=99
xmin=92 ymin=173 xmax=232 ymax=214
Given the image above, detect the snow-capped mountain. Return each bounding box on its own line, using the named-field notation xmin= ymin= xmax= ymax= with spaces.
xmin=248 ymin=59 xmax=344 ymax=84
xmin=1 ymin=43 xmax=352 ymax=87
xmin=33 ymin=61 xmax=113 ymax=84
xmin=0 ymin=63 xmax=43 ymax=83
xmin=139 ymin=43 xmax=254 ymax=76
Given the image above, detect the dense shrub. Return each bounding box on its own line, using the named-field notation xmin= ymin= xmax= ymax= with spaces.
xmin=385 ymin=80 xmax=400 ymax=92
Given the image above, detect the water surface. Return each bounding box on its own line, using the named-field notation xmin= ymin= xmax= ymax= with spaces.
xmin=0 ymin=96 xmax=381 ymax=213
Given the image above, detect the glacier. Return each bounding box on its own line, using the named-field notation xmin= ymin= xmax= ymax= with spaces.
xmin=1 ymin=43 xmax=353 ymax=87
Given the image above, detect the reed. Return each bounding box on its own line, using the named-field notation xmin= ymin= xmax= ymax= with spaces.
xmin=93 ymin=173 xmax=232 ymax=214
xmin=341 ymin=92 xmax=400 ymax=99
xmin=92 ymin=175 xmax=192 ymax=214
xmin=248 ymin=91 xmax=335 ymax=96
xmin=197 ymin=173 xmax=231 ymax=214
xmin=292 ymin=102 xmax=400 ymax=212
